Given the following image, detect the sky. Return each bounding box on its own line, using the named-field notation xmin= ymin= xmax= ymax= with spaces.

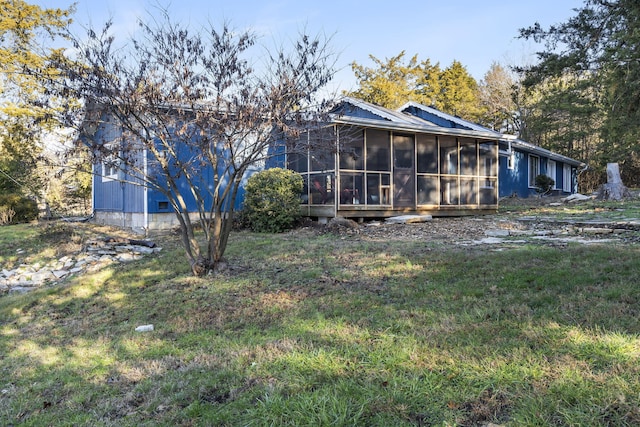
xmin=39 ymin=0 xmax=585 ymax=94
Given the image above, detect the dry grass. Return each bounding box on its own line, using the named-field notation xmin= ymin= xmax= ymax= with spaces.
xmin=1 ymin=206 xmax=640 ymax=426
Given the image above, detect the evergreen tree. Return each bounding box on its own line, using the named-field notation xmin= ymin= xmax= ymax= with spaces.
xmin=438 ymin=60 xmax=483 ymax=122
xmin=348 ymin=51 xmax=423 ymax=109
xmin=519 ymin=0 xmax=640 ymax=185
xmin=348 ymin=53 xmax=483 ymax=123
xmin=0 ymin=0 xmax=74 ymax=195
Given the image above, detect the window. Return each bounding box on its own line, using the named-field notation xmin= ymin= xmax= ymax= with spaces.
xmin=365 ymin=129 xmax=390 ymax=171
xmin=440 ymin=177 xmax=459 ymax=205
xmin=459 ymin=139 xmax=477 ymax=176
xmin=417 ymin=176 xmax=438 ymax=204
xmin=309 ymin=173 xmax=334 ymax=204
xmin=393 ymin=134 xmax=414 ymax=169
xmin=479 ymin=142 xmax=497 ymax=177
xmin=417 ymin=134 xmax=438 ymax=173
xmin=547 ymin=160 xmax=557 ymax=189
xmin=340 ymin=173 xmax=364 ymax=205
xmin=439 ymin=136 xmax=458 ymax=175
xmin=528 ymin=155 xmax=540 ymax=187
xmin=101 ymin=143 xmax=120 ymax=181
xmin=287 ymin=152 xmax=308 ymax=173
xmin=459 ymin=178 xmax=477 ymax=205
xmin=339 ymin=127 xmax=364 ymax=170
xmin=563 ymin=164 xmax=572 ymax=192
xmin=309 ymin=129 xmax=336 ymax=171
xmin=287 ymin=133 xmax=309 ymax=173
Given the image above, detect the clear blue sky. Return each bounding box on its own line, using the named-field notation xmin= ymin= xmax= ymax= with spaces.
xmin=40 ymin=0 xmax=584 ymax=93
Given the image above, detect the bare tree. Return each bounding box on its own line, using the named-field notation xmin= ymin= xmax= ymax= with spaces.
xmin=63 ymin=11 xmax=336 ymax=276
xmin=478 ymin=62 xmax=517 ymax=133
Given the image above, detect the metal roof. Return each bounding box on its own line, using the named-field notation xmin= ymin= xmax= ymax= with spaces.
xmin=397 ymin=101 xmax=585 ymax=167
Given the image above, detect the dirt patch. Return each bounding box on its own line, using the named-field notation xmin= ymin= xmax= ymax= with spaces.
xmin=291 ymin=196 xmax=640 ymax=247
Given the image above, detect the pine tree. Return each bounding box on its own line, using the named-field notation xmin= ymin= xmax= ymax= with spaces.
xmin=0 ymin=0 xmax=74 ymax=195
xmin=438 ymin=60 xmax=483 ymax=122
xmin=519 ymin=0 xmax=640 ymax=186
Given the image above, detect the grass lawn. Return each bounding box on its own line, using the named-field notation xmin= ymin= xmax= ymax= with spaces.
xmin=1 ymin=213 xmax=640 ymax=426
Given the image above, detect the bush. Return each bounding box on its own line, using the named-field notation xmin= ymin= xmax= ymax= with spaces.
xmin=0 ymin=194 xmax=38 ymax=225
xmin=243 ymin=168 xmax=303 ymax=232
xmin=534 ymin=174 xmax=555 ymax=195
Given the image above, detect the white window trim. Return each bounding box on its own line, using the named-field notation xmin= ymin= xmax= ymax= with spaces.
xmin=528 ymin=154 xmax=540 ymax=188
xmin=547 ymin=160 xmax=557 ymax=189
xmin=101 ymin=144 xmax=120 ymax=182
xmin=563 ymin=164 xmax=572 ymax=192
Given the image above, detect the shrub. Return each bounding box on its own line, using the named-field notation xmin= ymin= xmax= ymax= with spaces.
xmin=243 ymin=168 xmax=303 ymax=232
xmin=534 ymin=174 xmax=555 ymax=195
xmin=0 ymin=194 xmax=38 ymax=224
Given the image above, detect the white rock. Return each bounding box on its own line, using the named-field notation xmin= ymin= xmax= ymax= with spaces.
xmin=385 ymin=215 xmax=432 ymax=224
xmin=473 ymin=237 xmax=506 ymax=244
xmin=485 ymin=229 xmax=510 ymax=237
xmin=135 ymin=324 xmax=154 ymax=332
xmin=52 ymin=270 xmax=69 ymax=279
xmin=133 ymin=246 xmax=155 ymax=255
xmin=581 ymin=227 xmax=613 ymax=234
xmin=562 ymin=193 xmax=593 ymax=203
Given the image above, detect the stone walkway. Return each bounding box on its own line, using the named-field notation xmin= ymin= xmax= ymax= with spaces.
xmin=467 ymin=216 xmax=640 ymax=246
xmin=1 ymin=238 xmax=162 ymax=295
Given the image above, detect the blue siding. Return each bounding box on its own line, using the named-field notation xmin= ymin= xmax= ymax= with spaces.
xmin=89 ymin=112 xmax=251 ymax=217
xmin=500 ymin=151 xmax=577 ymax=198
xmin=93 ymin=176 xmax=124 ymax=211
xmin=90 ymin=115 xmax=145 ymax=213
xmin=266 ymin=140 xmax=286 ymax=169
xmin=499 ymin=151 xmax=532 ymax=197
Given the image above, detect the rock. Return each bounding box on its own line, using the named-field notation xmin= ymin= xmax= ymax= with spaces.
xmin=562 ymin=193 xmax=592 ymax=203
xmin=386 ymin=215 xmax=432 ymax=224
xmin=581 ymin=227 xmax=613 ymax=234
xmin=2 ymin=235 xmax=163 ymax=295
xmin=133 ymin=246 xmax=155 ymax=255
xmin=135 ymin=324 xmax=154 ymax=332
xmin=52 ymin=270 xmax=69 ymax=279
xmin=30 ymin=271 xmax=55 ymax=283
xmin=473 ymin=237 xmax=506 ymax=244
xmin=9 ymin=286 xmax=36 ymax=294
xmin=117 ymin=253 xmax=143 ymax=262
xmin=485 ymin=229 xmax=510 ymax=237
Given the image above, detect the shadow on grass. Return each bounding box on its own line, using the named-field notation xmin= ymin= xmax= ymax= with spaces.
xmin=1 ymin=229 xmax=640 ymax=426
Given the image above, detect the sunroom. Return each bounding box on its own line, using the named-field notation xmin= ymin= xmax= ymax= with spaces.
xmin=287 ymin=121 xmax=501 ymax=221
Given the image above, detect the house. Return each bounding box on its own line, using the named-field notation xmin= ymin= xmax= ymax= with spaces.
xmin=398 ymin=101 xmax=585 ymax=198
xmin=268 ymin=97 xmax=585 ymax=222
xmin=82 ymin=107 xmax=253 ymax=233
xmin=85 ymin=97 xmax=584 ymax=231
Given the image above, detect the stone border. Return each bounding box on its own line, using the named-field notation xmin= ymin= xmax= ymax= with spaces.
xmin=1 ymin=239 xmax=162 ymax=295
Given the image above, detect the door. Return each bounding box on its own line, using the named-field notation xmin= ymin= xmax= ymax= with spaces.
xmin=393 ymin=134 xmax=415 ymax=208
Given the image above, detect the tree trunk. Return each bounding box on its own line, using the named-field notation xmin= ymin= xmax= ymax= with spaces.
xmin=597 ymin=163 xmax=632 ymax=200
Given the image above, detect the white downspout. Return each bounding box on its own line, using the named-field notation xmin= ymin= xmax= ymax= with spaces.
xmin=143 ymin=147 xmax=149 ymax=235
